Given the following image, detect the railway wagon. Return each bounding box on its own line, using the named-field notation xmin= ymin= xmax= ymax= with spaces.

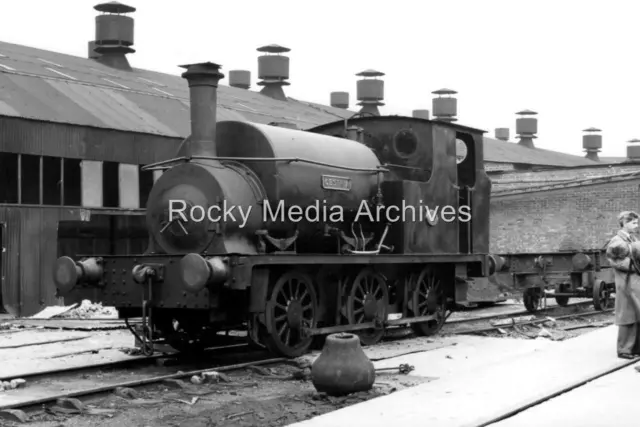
xmin=490 ymin=250 xmax=616 ymax=313
xmin=51 ymin=61 xmax=502 ymax=358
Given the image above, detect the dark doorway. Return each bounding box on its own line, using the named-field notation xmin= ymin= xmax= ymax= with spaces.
xmin=57 ymin=215 xmax=149 ymax=258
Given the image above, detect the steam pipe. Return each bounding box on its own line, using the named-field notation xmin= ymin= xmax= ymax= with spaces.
xmin=179 ymin=62 xmax=225 ymax=159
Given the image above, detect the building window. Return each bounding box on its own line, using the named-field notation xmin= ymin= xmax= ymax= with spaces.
xmin=43 ymin=155 xmax=62 ymax=205
xmin=81 ymin=160 xmax=103 ymax=208
xmin=21 ymin=154 xmax=40 ymax=204
xmin=119 ymin=163 xmax=140 ymax=209
xmin=102 ymin=161 xmax=119 ymax=208
xmin=0 ymin=153 xmax=18 ymax=203
xmin=63 ymin=158 xmax=82 ymax=206
xmin=139 ymin=165 xmax=155 ymax=209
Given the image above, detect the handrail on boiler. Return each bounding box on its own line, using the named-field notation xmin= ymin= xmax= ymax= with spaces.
xmin=141 ymin=155 xmax=390 ymax=173
xmin=141 ymin=156 xmax=429 ymax=174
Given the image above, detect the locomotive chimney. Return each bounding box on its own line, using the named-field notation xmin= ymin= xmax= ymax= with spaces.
xmin=412 ymin=109 xmax=430 ymax=119
xmin=179 ymin=62 xmax=225 ymax=158
xmin=432 ymin=89 xmax=457 ymax=122
xmin=627 ymin=139 xmax=640 ymax=162
xmin=582 ymin=127 xmax=602 ymax=161
xmin=229 ymin=70 xmax=251 ymax=89
xmin=356 ymin=69 xmax=385 ymax=116
xmin=330 ymin=92 xmax=349 ymax=109
xmin=515 ymin=110 xmax=537 ymax=148
xmin=91 ymin=1 xmax=136 ymax=71
xmin=257 ymin=44 xmax=290 ymax=101
xmin=495 ymin=128 xmax=510 ymax=141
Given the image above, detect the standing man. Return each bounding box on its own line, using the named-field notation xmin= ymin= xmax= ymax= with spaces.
xmin=605 ymin=211 xmax=640 ymax=359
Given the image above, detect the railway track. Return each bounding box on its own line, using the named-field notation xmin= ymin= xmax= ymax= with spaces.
xmin=443 ymin=304 xmax=613 ymax=336
xmin=0 ymin=341 xmax=256 ymax=382
xmin=446 ymin=299 xmax=599 ymax=325
xmin=0 ymin=299 xmax=612 ymax=418
xmin=0 ymin=343 xmax=283 ymax=412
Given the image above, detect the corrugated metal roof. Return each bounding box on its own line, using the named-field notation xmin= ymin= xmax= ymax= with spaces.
xmin=491 ymin=163 xmax=640 ymax=192
xmin=599 ymin=156 xmax=626 ymax=163
xmin=0 ymin=40 xmax=353 ymax=136
xmin=0 ymin=40 xmax=599 ymax=167
xmin=492 ymin=171 xmax=640 ymax=196
xmin=483 ymin=137 xmax=598 ymax=167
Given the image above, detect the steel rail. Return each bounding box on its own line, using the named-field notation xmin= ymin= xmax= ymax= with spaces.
xmin=446 ymin=308 xmax=613 ymax=335
xmin=472 ymin=354 xmax=639 ymax=427
xmin=0 ymin=355 xmax=286 ymax=411
xmin=445 ymin=299 xmax=597 ymax=326
xmin=0 ymin=343 xmax=249 ymax=382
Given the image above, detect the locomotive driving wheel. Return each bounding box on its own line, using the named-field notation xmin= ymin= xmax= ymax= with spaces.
xmin=262 ymin=271 xmax=318 ymax=358
xmin=408 ymin=266 xmax=447 ymax=336
xmin=345 ymin=267 xmax=389 ymax=346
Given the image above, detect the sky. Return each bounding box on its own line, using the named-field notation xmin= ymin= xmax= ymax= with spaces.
xmin=0 ymin=0 xmax=638 ymax=158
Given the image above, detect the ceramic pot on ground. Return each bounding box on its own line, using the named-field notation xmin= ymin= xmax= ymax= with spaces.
xmin=311 ymin=332 xmax=375 ymax=396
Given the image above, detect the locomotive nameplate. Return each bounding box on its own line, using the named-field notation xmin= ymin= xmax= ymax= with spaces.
xmin=321 ymin=175 xmax=352 ymax=192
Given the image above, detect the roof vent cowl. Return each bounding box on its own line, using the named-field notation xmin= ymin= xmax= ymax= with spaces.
xmin=229 ymin=70 xmax=251 ymax=89
xmin=515 ymin=110 xmax=538 ymax=149
xmin=412 ymin=109 xmax=430 ymax=120
xmin=91 ymin=1 xmax=136 ymax=71
xmin=330 ymin=91 xmax=349 ymax=109
xmin=356 ymin=69 xmax=384 ymax=116
xmin=257 ymin=44 xmax=290 ymax=101
xmin=495 ymin=128 xmax=509 ymax=141
xmin=627 ymin=139 xmax=640 ymax=162
xmin=432 ymin=89 xmax=457 ymax=122
xmin=582 ymin=127 xmax=602 ymax=161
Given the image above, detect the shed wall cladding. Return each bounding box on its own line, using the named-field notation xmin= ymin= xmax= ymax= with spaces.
xmin=490 ymin=179 xmax=640 ymax=253
xmin=0 ymin=207 xmax=147 ymax=317
xmin=0 ymin=117 xmax=183 ymax=316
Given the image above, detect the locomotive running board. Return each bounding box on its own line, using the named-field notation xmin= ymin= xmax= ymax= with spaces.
xmin=306 ymin=313 xmax=438 ymax=336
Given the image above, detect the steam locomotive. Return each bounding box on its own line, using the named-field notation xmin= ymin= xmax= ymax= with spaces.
xmin=52 ymin=62 xmax=500 ymax=358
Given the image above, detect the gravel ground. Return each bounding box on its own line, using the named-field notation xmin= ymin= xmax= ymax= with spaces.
xmin=12 ymin=362 xmax=426 ymax=427
xmin=0 ymin=301 xmax=616 ymax=427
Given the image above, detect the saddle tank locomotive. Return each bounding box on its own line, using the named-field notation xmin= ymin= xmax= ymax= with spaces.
xmin=52 ymin=61 xmax=498 ymax=358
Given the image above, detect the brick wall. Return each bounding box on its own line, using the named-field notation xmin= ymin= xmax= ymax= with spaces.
xmin=490 ymin=164 xmax=640 ymax=192
xmin=490 ymin=178 xmax=640 ymax=253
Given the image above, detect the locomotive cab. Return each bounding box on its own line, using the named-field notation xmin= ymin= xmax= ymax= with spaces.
xmin=307 ymin=116 xmax=492 ymax=259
